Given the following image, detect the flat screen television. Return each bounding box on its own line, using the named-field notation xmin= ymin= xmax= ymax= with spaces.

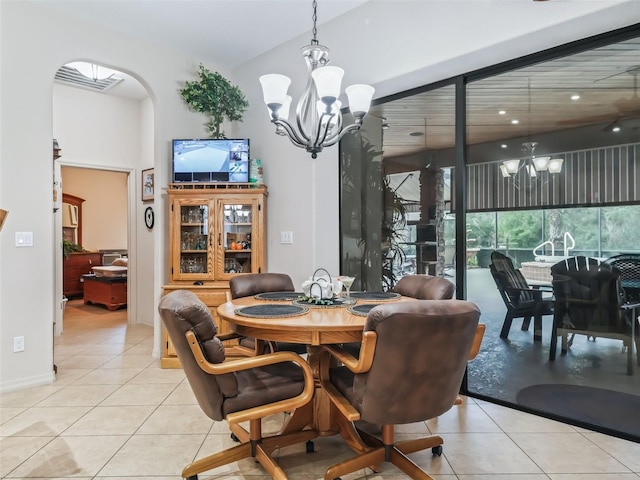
xmin=172 ymin=138 xmax=250 ymax=183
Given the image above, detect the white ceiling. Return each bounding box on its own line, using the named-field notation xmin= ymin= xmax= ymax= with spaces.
xmin=42 ymin=0 xmax=370 ymax=100
xmin=33 ymin=0 xmax=369 ymax=69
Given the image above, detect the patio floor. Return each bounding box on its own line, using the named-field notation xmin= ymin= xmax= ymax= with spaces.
xmin=464 ymin=267 xmax=640 ymax=439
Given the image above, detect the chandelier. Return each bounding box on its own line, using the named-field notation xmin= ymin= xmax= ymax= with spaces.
xmin=259 ymin=0 xmax=375 ymax=159
xmin=500 ymin=142 xmax=563 ymax=189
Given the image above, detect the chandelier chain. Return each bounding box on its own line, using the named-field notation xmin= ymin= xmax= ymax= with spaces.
xmin=311 ymin=0 xmax=318 ymax=45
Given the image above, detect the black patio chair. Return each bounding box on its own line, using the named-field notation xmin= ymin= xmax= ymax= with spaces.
xmin=550 ymin=256 xmax=640 ymax=375
xmin=604 ymin=253 xmax=640 ymax=303
xmin=489 ymin=251 xmax=553 ymax=342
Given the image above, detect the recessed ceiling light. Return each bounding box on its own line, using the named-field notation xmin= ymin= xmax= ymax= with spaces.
xmin=612 ymin=126 xmax=621 ymax=133
xmin=409 ymin=131 xmax=424 ymax=137
xmin=511 ymin=119 xmax=519 ymax=125
xmin=501 ymin=144 xmax=508 ymax=149
xmin=499 ymin=110 xmax=506 ymax=115
xmin=571 ymin=94 xmax=580 ymax=101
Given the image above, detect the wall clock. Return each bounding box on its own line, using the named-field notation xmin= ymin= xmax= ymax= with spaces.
xmin=144 ymin=206 xmax=154 ymax=229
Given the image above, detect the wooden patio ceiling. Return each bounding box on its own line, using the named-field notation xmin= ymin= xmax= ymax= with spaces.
xmin=371 ymin=36 xmax=640 ymax=161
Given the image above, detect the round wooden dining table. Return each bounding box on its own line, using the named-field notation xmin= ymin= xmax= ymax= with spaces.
xmin=217 ymin=295 xmax=373 ymax=346
xmin=217 ymin=293 xmax=408 ymax=444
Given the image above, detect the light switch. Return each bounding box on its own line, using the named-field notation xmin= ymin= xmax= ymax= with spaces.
xmin=15 ymin=232 xmax=33 ymax=247
xmin=280 ymin=231 xmax=293 ymax=244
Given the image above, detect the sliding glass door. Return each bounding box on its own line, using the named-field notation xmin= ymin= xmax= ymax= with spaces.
xmin=339 ymin=26 xmax=640 ymax=441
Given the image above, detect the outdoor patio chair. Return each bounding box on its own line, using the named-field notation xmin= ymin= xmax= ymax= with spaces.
xmin=489 ymin=251 xmax=553 ymax=342
xmin=604 ymin=253 xmax=640 ymax=303
xmin=550 ymin=256 xmax=640 ymax=375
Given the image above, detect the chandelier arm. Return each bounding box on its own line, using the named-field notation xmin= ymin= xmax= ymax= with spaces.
xmin=295 ymin=81 xmax=316 ymax=144
xmin=272 ymin=119 xmax=308 ymax=148
xmin=311 ymin=112 xmax=336 ymax=148
xmin=320 ymin=112 xmax=343 ymax=144
xmin=323 ymin=121 xmax=361 ymax=147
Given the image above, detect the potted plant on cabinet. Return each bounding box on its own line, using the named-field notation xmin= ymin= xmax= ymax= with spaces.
xmin=63 ymin=239 xmax=86 ymax=259
xmin=179 ymin=64 xmax=249 ymax=139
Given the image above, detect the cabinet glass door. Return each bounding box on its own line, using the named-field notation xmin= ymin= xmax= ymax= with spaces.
xmin=219 ymin=199 xmax=257 ymax=278
xmin=177 ymin=202 xmax=212 ymax=279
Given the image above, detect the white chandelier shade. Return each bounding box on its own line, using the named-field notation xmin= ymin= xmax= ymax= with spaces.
xmin=548 ymin=158 xmax=564 ymax=173
xmin=346 ymin=84 xmax=376 ymax=116
xmin=311 ymin=66 xmax=344 ymax=106
xmin=259 ymin=1 xmax=374 ymax=159
xmin=259 ymin=74 xmax=291 ymax=108
xmin=503 ymin=159 xmax=521 ymax=174
xmin=532 ymin=156 xmax=551 ymax=171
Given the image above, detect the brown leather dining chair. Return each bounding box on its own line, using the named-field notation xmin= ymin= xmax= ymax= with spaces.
xmin=319 ymin=299 xmax=481 ymax=480
xmin=344 ymin=274 xmax=457 ymax=357
xmin=391 ymin=274 xmax=456 ymax=300
xmin=228 ymin=272 xmax=308 ymax=355
xmin=158 ymin=289 xmax=315 ymax=480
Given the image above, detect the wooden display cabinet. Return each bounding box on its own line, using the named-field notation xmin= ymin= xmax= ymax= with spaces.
xmin=162 ymin=183 xmax=267 ymax=367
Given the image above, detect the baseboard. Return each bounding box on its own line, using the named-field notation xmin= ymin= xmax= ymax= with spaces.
xmin=0 ymin=370 xmax=56 ymax=394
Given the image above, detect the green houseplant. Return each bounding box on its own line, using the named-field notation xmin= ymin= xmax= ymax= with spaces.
xmin=63 ymin=239 xmax=86 ymax=259
xmin=179 ymin=64 xmax=249 ymax=139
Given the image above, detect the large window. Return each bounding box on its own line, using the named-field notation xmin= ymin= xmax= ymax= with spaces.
xmin=340 ymin=26 xmax=640 ymax=442
xmin=466 ymin=33 xmax=640 ymax=442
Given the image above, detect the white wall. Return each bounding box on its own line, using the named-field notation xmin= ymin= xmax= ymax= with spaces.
xmin=233 ymin=0 xmax=640 ymax=290
xmin=0 ymin=1 xmax=214 ymax=392
xmin=138 ymin=97 xmax=156 ymax=328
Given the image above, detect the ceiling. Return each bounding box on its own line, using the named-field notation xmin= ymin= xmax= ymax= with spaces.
xmin=34 ymin=0 xmax=368 ymax=69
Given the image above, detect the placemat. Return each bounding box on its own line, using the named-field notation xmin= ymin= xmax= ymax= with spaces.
xmin=254 ymin=291 xmax=303 ymax=301
xmin=293 ymin=297 xmax=356 ymax=308
xmin=235 ymin=304 xmax=309 ymax=318
xmin=349 ymin=292 xmax=400 ymax=301
xmin=348 ymin=304 xmax=380 ymax=316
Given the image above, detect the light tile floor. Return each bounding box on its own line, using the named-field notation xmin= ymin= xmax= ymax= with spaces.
xmin=1 ymin=300 xmax=639 ymax=479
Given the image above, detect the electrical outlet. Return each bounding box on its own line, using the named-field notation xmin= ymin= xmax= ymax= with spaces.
xmin=13 ymin=336 xmax=24 ymax=352
xmin=280 ymin=231 xmax=293 ymax=244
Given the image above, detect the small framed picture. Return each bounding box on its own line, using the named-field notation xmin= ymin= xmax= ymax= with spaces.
xmin=142 ymin=168 xmax=154 ymax=202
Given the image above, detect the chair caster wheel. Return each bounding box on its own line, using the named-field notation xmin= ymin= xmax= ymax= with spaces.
xmin=230 ymin=433 xmax=239 ymax=442
xmin=305 ymin=440 xmax=314 ymax=453
xmin=432 ymin=445 xmax=443 ymax=456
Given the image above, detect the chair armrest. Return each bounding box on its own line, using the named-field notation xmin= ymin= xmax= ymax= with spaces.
xmin=505 ymin=287 xmax=544 ymax=303
xmin=322 ymin=331 xmax=377 ymax=374
xmin=505 ymin=286 xmax=545 ymax=301
xmin=316 ymin=331 xmax=377 ymax=422
xmin=469 ymin=323 xmax=486 ymax=361
xmin=184 ymin=330 xmax=315 ymax=424
xmin=216 ymin=331 xmax=243 ymax=342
